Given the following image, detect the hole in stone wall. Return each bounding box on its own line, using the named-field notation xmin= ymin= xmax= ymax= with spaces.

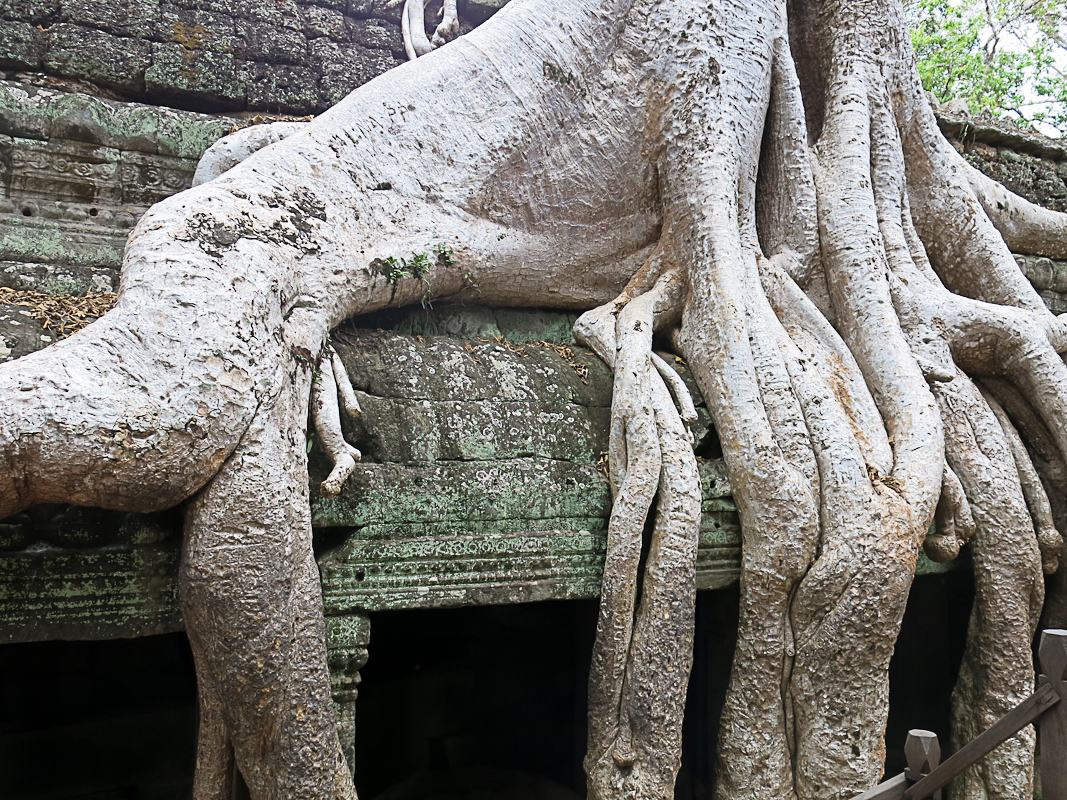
xmin=89 ymin=208 xmax=99 ymax=217
xmin=20 ymin=208 xmax=32 ymax=217
xmin=354 ymin=594 xmax=743 ymax=800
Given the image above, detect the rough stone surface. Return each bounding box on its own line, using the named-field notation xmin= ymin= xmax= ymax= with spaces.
xmin=0 ymin=0 xmax=512 ymax=113
xmin=0 ymin=79 xmax=232 ymax=291
xmin=0 ymin=503 xmax=182 ymax=641
xmin=939 ymin=113 xmax=1067 ymax=214
xmin=0 ymin=319 xmax=955 ymax=647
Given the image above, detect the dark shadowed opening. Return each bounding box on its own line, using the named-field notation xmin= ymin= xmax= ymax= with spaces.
xmin=0 ymin=577 xmax=974 ymax=799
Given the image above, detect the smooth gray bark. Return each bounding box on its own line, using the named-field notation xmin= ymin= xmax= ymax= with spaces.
xmin=1 ymin=0 xmax=1066 ymax=798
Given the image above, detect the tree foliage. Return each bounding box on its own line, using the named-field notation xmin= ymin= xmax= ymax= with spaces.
xmin=908 ymin=0 xmax=1067 ymax=134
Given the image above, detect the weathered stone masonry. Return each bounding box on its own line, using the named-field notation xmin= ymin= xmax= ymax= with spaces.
xmin=2 ymin=6 xmax=1067 ymax=786
xmin=0 ymin=0 xmax=509 ymax=113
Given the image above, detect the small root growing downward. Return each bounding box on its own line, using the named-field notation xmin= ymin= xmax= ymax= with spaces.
xmin=312 ymin=345 xmax=362 ymax=497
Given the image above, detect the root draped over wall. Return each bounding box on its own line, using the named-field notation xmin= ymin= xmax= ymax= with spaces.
xmin=1 ymin=0 xmax=1067 ymax=799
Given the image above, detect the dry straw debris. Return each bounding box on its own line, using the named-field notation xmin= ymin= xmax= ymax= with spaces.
xmin=0 ymin=288 xmax=116 ymax=337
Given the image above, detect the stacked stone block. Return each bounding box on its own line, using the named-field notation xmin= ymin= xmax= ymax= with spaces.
xmin=0 ymin=0 xmax=508 ymax=114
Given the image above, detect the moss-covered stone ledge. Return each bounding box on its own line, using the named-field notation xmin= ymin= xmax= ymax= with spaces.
xmin=0 ymin=309 xmax=959 ymax=647
xmin=0 ymin=79 xmax=232 ymax=286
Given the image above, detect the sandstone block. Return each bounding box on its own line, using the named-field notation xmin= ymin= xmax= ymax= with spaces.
xmin=242 ymin=20 xmax=308 ymax=64
xmin=62 ymin=0 xmax=164 ymax=39
xmin=145 ymin=41 xmax=244 ymax=107
xmin=344 ymin=15 xmax=395 ymax=50
xmin=0 ymin=0 xmax=60 ymax=24
xmin=243 ymin=61 xmax=319 ymax=113
xmin=309 ymin=38 xmax=398 ymax=107
xmin=299 ymin=4 xmax=349 ymax=40
xmin=158 ymin=5 xmax=240 ymax=54
xmin=464 ymin=0 xmax=510 ymax=25
xmin=43 ymin=24 xmax=151 ymax=92
xmin=0 ymin=20 xmax=46 ymax=70
xmin=243 ymin=0 xmax=303 ymax=31
xmin=345 ymin=0 xmax=400 ymax=22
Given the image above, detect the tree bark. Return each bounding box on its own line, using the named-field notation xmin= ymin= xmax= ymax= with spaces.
xmin=2 ymin=0 xmax=1067 ymax=798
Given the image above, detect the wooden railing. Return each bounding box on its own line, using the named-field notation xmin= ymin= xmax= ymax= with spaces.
xmin=854 ymin=629 xmax=1067 ymax=800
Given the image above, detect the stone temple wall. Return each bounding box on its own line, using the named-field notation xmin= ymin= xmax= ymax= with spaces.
xmin=0 ymin=0 xmax=506 ymax=114
xmin=1 ymin=34 xmax=1065 ymax=639
xmin=0 ymin=11 xmax=1065 ymax=796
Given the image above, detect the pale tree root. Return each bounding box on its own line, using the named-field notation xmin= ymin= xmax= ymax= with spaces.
xmin=399 ymin=0 xmax=432 ymax=60
xmin=881 ymin=128 xmax=1067 ymax=794
xmin=0 ymin=304 xmax=277 ymax=520
xmin=764 ymin=259 xmax=925 ymax=800
xmin=798 ymin=3 xmax=1067 ymax=796
xmin=575 ymin=264 xmax=702 ymax=799
xmin=988 ymin=394 xmax=1063 ymax=575
xmin=312 ymin=345 xmax=362 ymax=498
xmin=181 ymin=337 xmax=357 ymax=800
xmin=981 ymin=378 xmax=1067 ymax=541
xmin=571 ymin=0 xmax=1067 ymax=796
xmin=706 ymin=255 xmax=820 ymax=800
xmin=934 ymin=377 xmax=1045 ymax=800
xmin=893 ymin=265 xmax=1064 ymax=798
xmin=432 ymin=0 xmax=459 ymax=47
xmin=690 ymin=14 xmax=943 ymax=798
xmin=385 ymin=0 xmax=460 ymax=60
xmin=192 ymin=122 xmax=309 ymax=187
xmin=191 ymin=675 xmax=236 ymax=800
xmin=965 ymin=164 xmax=1067 ymax=261
xmin=924 ymin=465 xmax=976 ymax=563
xmin=653 ymin=13 xmax=944 ymax=792
xmin=882 ymin=120 xmax=1058 ymax=800
xmin=983 ymin=377 xmax=1067 ymax=631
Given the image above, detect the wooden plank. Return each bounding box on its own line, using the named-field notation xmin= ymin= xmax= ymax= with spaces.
xmin=905 ymin=729 xmax=941 ymax=778
xmin=904 ymin=682 xmax=1059 ymax=799
xmin=851 ymin=773 xmax=907 ymax=800
xmin=1040 ymin=630 xmax=1067 ymax=800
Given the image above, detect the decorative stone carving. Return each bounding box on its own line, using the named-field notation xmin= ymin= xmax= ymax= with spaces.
xmin=0 ymin=79 xmax=232 ymax=309
xmin=326 ymin=613 xmax=371 ymax=776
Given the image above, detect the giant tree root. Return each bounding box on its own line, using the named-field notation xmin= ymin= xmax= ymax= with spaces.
xmin=575 ymin=265 xmax=702 ymax=797
xmin=1 ymin=0 xmax=1067 ymax=799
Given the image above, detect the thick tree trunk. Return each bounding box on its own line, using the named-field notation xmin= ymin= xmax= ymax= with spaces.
xmin=3 ymin=0 xmax=1067 ymax=798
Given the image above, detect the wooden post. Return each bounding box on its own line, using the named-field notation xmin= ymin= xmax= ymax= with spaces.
xmin=1039 ymin=629 xmax=1067 ymax=800
xmin=905 ymin=730 xmax=941 ymax=800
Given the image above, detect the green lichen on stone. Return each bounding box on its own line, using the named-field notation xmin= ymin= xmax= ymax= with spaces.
xmin=0 ymin=544 xmax=183 ymax=643
xmin=0 ymin=80 xmax=231 ymax=159
xmin=0 ymin=216 xmax=126 ymax=269
xmin=358 ymin=305 xmax=582 ymax=345
xmin=311 ymin=459 xmax=613 ymax=528
xmin=0 ymin=312 xmax=956 ymax=643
